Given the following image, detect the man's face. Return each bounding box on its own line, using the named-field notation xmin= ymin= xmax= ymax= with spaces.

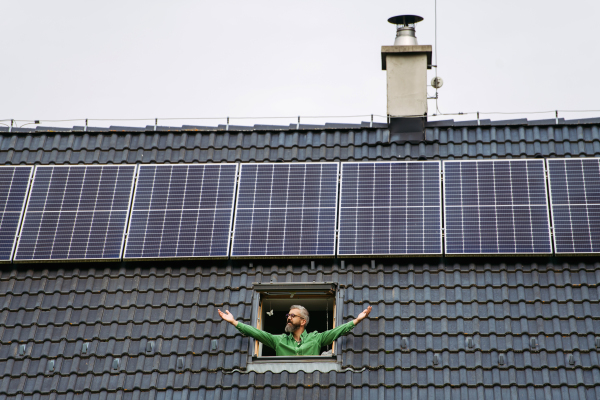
xmin=285 ymin=308 xmax=304 ymax=333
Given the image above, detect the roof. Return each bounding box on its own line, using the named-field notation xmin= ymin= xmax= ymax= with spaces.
xmin=1 ymin=260 xmax=598 ymax=399
xmin=1 ymin=117 xmax=600 ymax=400
xmin=0 ymin=117 xmax=599 ymax=165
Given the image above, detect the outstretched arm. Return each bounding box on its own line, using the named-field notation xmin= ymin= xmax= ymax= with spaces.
xmin=218 ymin=309 xmax=238 ymax=327
xmin=353 ymin=306 xmax=372 ymax=326
xmin=319 ymin=306 xmax=373 ymax=347
xmin=217 ymin=308 xmax=278 ymax=350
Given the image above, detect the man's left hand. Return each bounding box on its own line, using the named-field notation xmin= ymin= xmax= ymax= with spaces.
xmin=353 ymin=305 xmax=372 ymax=325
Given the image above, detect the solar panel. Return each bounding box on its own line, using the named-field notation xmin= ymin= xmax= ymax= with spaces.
xmin=231 ymin=163 xmax=338 ymax=257
xmin=547 ymin=158 xmax=600 ymax=254
xmin=14 ymin=165 xmax=136 ymax=262
xmin=123 ymin=164 xmax=238 ymax=260
xmin=0 ymin=166 xmax=33 ymax=263
xmin=444 ymin=160 xmax=552 ymax=255
xmin=338 ymin=161 xmax=442 ymax=256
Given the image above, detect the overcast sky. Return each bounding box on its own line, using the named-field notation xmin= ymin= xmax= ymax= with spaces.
xmin=2 ymin=1 xmax=599 ymax=129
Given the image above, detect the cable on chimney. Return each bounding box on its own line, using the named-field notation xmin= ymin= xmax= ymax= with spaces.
xmin=434 ymin=0 xmax=441 ymax=115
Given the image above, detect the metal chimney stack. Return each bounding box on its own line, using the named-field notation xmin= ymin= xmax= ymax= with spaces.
xmin=381 ymin=14 xmax=432 ymax=142
xmin=389 ymin=15 xmax=422 ymax=46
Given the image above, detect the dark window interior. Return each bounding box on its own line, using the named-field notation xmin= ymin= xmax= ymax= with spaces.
xmin=259 ymin=296 xmax=335 ymax=357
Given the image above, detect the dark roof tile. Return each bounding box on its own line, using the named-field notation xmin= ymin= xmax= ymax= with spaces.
xmin=1 ymin=262 xmax=600 ymax=398
xmin=1 ymin=118 xmax=599 ymax=163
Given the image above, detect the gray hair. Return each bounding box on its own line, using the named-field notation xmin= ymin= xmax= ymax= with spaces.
xmin=290 ymin=305 xmax=309 ymax=325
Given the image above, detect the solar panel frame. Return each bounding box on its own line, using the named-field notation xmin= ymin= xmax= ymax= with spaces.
xmin=547 ymin=157 xmax=600 ymax=255
xmin=230 ymin=162 xmax=340 ymax=258
xmin=123 ymin=163 xmax=239 ymax=260
xmin=13 ymin=164 xmax=137 ymax=263
xmin=0 ymin=166 xmax=34 ymax=263
xmin=337 ymin=161 xmax=443 ymax=257
xmin=443 ymin=159 xmax=553 ymax=256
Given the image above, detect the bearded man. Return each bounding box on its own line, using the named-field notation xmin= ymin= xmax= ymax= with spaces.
xmin=218 ymin=305 xmax=372 ymax=356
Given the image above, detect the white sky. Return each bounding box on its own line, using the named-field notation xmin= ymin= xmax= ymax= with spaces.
xmin=2 ymin=0 xmax=599 ymax=129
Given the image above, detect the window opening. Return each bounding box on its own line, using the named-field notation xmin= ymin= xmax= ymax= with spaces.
xmin=218 ymin=281 xmax=370 ymax=373
xmin=257 ymin=293 xmax=336 ymax=357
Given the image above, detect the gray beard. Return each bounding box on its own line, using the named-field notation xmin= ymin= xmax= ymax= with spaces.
xmin=285 ymin=322 xmax=300 ymax=333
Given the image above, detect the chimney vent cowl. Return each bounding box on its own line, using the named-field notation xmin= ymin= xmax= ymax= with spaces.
xmin=388 ymin=15 xmax=423 ymax=46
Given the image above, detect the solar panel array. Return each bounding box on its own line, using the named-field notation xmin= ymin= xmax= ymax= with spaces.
xmin=5 ymin=159 xmax=600 ymax=261
xmin=547 ymin=158 xmax=600 ymax=254
xmin=0 ymin=167 xmax=33 ymax=262
xmin=444 ymin=160 xmax=552 ymax=255
xmin=124 ymin=164 xmax=238 ymax=259
xmin=14 ymin=165 xmax=136 ymax=262
xmin=231 ymin=163 xmax=338 ymax=257
xmin=338 ymin=161 xmax=442 ymax=256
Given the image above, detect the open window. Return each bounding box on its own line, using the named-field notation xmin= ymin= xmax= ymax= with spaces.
xmin=247 ymin=282 xmax=343 ymax=373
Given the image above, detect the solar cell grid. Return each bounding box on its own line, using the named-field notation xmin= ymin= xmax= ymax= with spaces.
xmin=547 ymin=158 xmax=600 ymax=254
xmin=14 ymin=165 xmax=136 ymax=262
xmin=0 ymin=166 xmax=33 ymax=262
xmin=444 ymin=160 xmax=552 ymax=255
xmin=338 ymin=161 xmax=442 ymax=256
xmin=123 ymin=164 xmax=238 ymax=259
xmin=231 ymin=163 xmax=338 ymax=257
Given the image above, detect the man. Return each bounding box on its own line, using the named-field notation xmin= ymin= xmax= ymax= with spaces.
xmin=218 ymin=304 xmax=372 ymax=356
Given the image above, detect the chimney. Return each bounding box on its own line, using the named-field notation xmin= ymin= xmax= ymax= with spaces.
xmin=381 ymin=15 xmax=432 ymax=142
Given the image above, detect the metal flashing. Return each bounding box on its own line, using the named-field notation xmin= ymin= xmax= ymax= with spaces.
xmin=246 ymin=359 xmax=340 ymax=374
xmin=253 ymin=282 xmax=336 ymax=292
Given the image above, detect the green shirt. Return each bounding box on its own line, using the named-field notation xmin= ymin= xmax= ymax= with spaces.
xmin=236 ymin=321 xmax=355 ymax=356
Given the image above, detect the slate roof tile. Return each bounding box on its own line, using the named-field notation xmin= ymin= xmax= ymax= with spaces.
xmin=1 ymin=261 xmax=600 ymax=399
xmin=1 ymin=119 xmax=600 ymax=164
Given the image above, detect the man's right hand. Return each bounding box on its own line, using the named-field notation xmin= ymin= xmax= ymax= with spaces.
xmin=218 ymin=309 xmax=238 ymax=327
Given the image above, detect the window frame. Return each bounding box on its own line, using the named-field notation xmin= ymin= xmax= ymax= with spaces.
xmin=246 ymin=282 xmax=345 ymax=373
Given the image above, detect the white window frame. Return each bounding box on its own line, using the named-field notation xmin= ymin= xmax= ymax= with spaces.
xmin=246 ymin=282 xmax=344 ymax=373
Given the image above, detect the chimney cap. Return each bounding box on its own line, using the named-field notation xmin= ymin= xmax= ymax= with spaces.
xmin=388 ymin=15 xmax=423 ymax=25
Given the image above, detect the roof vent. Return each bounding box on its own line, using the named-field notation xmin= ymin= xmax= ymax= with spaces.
xmin=47 ymin=360 xmax=55 ymax=372
xmin=82 ymin=342 xmax=89 ymax=354
xmin=568 ymin=354 xmax=575 ymax=366
xmin=498 ymin=353 xmax=505 ymax=366
xmin=530 ymin=337 xmax=538 ymax=350
xmin=401 ymin=337 xmax=408 ymax=350
xmin=388 ymin=15 xmax=423 ymax=46
xmin=177 ymin=357 xmax=184 ymax=370
xmin=112 ymin=358 xmax=120 ymax=371
xmin=432 ymin=353 xmax=440 ymax=366
xmin=146 ymin=341 xmax=155 ymax=353
xmin=18 ymin=344 xmax=26 ymax=356
xmin=466 ymin=337 xmax=474 ymax=349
